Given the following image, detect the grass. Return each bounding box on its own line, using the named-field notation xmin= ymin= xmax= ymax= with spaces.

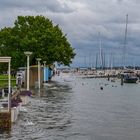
xmin=0 ymin=74 xmax=16 ymax=88
xmin=0 ymin=75 xmax=16 ymax=79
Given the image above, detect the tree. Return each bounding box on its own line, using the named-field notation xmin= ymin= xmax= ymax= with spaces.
xmin=0 ymin=15 xmax=75 ymax=70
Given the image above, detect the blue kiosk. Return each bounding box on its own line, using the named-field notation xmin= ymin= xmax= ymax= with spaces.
xmin=44 ymin=66 xmax=54 ymax=82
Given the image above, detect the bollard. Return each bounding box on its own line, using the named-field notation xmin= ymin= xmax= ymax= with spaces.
xmin=121 ymin=76 xmax=124 ymax=85
xmin=107 ymin=74 xmax=110 ymax=81
xmin=11 ymin=107 xmax=18 ymax=123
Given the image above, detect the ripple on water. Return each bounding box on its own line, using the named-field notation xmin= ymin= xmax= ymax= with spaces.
xmin=1 ymin=77 xmax=140 ymax=140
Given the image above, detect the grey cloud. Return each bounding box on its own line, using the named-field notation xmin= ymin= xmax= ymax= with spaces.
xmin=0 ymin=0 xmax=75 ymax=13
xmin=0 ymin=0 xmax=140 ymax=66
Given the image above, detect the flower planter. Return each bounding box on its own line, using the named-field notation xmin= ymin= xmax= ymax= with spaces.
xmin=20 ymin=90 xmax=32 ymax=96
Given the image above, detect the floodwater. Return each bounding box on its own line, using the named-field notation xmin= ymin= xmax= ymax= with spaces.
xmin=1 ymin=74 xmax=140 ymax=140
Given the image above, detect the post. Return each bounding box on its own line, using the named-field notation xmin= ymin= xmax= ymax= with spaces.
xmin=43 ymin=61 xmax=46 ymax=83
xmin=27 ymin=55 xmax=29 ymax=90
xmin=121 ymin=75 xmax=124 ymax=85
xmin=8 ymin=59 xmax=11 ymax=112
xmin=24 ymin=52 xmax=32 ymax=91
xmin=36 ymin=58 xmax=41 ymax=89
xmin=107 ymin=74 xmax=110 ymax=81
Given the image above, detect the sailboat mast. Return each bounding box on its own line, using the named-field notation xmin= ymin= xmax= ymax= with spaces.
xmin=99 ymin=32 xmax=103 ymax=69
xmin=96 ymin=53 xmax=98 ymax=70
xmin=123 ymin=14 xmax=128 ymax=68
xmin=103 ymin=53 xmax=105 ymax=70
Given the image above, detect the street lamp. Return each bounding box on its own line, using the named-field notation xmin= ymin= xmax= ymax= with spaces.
xmin=24 ymin=51 xmax=32 ymax=91
xmin=36 ymin=58 xmax=41 ymax=89
xmin=43 ymin=61 xmax=46 ymax=83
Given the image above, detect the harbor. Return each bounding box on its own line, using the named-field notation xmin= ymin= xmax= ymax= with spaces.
xmin=1 ymin=72 xmax=140 ymax=140
xmin=0 ymin=1 xmax=140 ymax=139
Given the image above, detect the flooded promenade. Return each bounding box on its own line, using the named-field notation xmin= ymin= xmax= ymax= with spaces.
xmin=1 ymin=74 xmax=140 ymax=140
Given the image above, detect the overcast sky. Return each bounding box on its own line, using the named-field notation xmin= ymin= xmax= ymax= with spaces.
xmin=1 ymin=0 xmax=140 ymax=67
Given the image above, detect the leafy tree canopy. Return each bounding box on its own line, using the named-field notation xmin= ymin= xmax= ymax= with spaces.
xmin=0 ymin=15 xmax=75 ymax=70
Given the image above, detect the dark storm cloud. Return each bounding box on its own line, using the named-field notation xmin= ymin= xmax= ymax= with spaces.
xmin=0 ymin=0 xmax=140 ymax=66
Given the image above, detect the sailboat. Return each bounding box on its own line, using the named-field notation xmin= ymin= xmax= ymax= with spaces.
xmin=123 ymin=71 xmax=138 ymax=83
xmin=121 ymin=14 xmax=138 ymax=83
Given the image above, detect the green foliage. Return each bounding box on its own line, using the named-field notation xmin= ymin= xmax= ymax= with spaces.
xmin=0 ymin=15 xmax=75 ymax=70
xmin=0 ymin=74 xmax=16 ymax=88
xmin=0 ymin=80 xmax=16 ymax=88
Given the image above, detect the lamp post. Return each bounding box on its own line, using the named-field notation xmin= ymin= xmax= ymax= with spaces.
xmin=43 ymin=61 xmax=46 ymax=83
xmin=36 ymin=58 xmax=41 ymax=89
xmin=24 ymin=51 xmax=32 ymax=91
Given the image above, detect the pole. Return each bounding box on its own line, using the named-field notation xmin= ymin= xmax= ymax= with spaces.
xmin=27 ymin=55 xmax=29 ymax=90
xmin=24 ymin=51 xmax=32 ymax=91
xmin=36 ymin=58 xmax=41 ymax=89
xmin=96 ymin=53 xmax=98 ymax=70
xmin=121 ymin=75 xmax=124 ymax=85
xmin=123 ymin=14 xmax=128 ymax=68
xmin=8 ymin=60 xmax=11 ymax=112
xmin=38 ymin=61 xmax=40 ymax=89
xmin=99 ymin=32 xmax=103 ymax=69
xmin=43 ymin=61 xmax=46 ymax=83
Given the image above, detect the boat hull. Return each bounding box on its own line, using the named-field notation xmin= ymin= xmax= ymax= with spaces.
xmin=124 ymin=77 xmax=138 ymax=83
